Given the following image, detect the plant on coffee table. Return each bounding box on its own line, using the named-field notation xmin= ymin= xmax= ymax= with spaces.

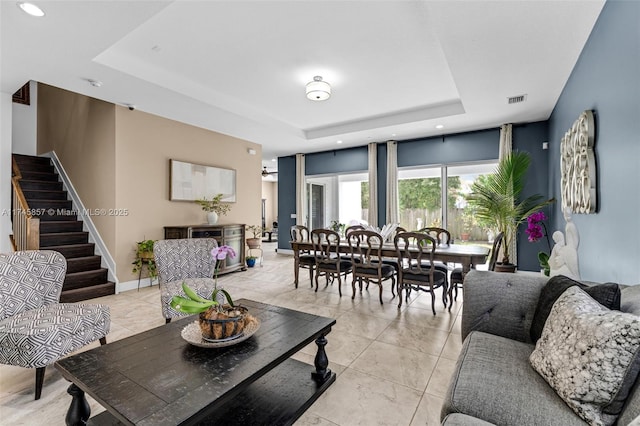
xmin=170 ymin=246 xmax=250 ymax=340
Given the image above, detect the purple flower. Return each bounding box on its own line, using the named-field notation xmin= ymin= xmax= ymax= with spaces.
xmin=211 ymin=245 xmax=237 ymax=261
xmin=526 ymin=212 xmax=548 ymax=243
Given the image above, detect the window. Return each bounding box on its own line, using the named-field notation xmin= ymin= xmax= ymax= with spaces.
xmin=398 ymin=161 xmax=497 ymax=242
xmin=305 ymin=172 xmax=368 ymax=229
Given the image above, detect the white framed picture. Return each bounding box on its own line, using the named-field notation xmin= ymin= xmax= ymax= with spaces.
xmin=170 ymin=159 xmax=236 ymax=202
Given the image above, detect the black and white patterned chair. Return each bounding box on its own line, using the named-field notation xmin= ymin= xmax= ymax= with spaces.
xmin=0 ymin=250 xmax=110 ymax=400
xmin=154 ymin=238 xmax=218 ymax=323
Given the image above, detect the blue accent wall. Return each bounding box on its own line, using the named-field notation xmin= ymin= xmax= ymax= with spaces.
xmin=397 ymin=129 xmax=499 ymax=167
xmin=547 ymin=0 xmax=640 ymax=283
xmin=305 ymin=146 xmax=368 ymax=175
xmin=277 ymin=155 xmax=296 ymax=250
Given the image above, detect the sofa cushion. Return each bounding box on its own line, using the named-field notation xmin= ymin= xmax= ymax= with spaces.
xmin=441 ymin=413 xmax=496 ymax=426
xmin=441 ymin=331 xmax=586 ymax=426
xmin=530 ymin=275 xmax=620 ymax=343
xmin=621 ymin=284 xmax=640 ymax=316
xmin=530 ymin=286 xmax=640 ymax=426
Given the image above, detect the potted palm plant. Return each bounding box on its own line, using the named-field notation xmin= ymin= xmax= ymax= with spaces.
xmin=195 ymin=194 xmax=232 ymax=225
xmin=467 ymin=151 xmax=554 ymax=272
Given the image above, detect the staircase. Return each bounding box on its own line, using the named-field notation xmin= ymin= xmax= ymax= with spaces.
xmin=12 ymin=154 xmax=116 ymax=302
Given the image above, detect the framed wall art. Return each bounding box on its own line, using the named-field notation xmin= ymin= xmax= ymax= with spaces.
xmin=170 ymin=159 xmax=236 ymax=202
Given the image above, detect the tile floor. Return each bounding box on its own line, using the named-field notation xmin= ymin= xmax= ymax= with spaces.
xmin=0 ymin=242 xmax=465 ymax=426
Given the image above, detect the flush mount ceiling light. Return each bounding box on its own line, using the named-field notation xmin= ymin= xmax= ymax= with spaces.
xmin=306 ymin=76 xmax=331 ymax=101
xmin=17 ymin=2 xmax=44 ymax=17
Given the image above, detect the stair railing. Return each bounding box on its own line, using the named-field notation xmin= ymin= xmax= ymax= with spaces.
xmin=11 ymin=157 xmax=40 ymax=250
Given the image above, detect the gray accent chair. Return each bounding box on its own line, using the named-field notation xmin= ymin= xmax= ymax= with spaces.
xmin=0 ymin=250 xmax=110 ymax=400
xmin=441 ymin=270 xmax=640 ymax=426
xmin=154 ymin=238 xmax=218 ymax=323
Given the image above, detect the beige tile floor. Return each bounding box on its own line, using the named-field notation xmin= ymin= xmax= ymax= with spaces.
xmin=0 ymin=242 xmax=465 ymax=426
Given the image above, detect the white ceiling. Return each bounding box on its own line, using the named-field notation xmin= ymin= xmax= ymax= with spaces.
xmin=1 ymin=0 xmax=605 ymax=172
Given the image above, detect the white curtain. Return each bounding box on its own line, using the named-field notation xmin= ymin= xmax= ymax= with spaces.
xmin=367 ymin=143 xmax=378 ymax=227
xmin=499 ymin=123 xmax=512 ymax=161
xmin=499 ymin=124 xmax=516 ymax=264
xmin=386 ymin=141 xmax=399 ymax=224
xmin=295 ymin=153 xmax=305 ymax=226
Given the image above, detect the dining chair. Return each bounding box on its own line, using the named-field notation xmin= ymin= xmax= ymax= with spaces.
xmin=416 ymin=227 xmax=452 ymax=281
xmin=347 ymin=230 xmax=396 ymax=304
xmin=449 ymin=232 xmax=504 ymax=307
xmin=394 ymin=232 xmax=448 ymax=314
xmin=154 ymin=238 xmax=218 ymax=323
xmin=0 ymin=250 xmax=110 ymax=399
xmin=311 ymin=229 xmax=353 ymax=296
xmin=290 ymin=225 xmax=315 ymax=288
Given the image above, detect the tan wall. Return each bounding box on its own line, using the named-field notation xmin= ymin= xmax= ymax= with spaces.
xmin=261 ymin=181 xmax=278 ymax=229
xmin=37 ymin=84 xmax=262 ymax=282
xmin=37 ymin=83 xmax=117 ymax=251
xmin=114 ymin=107 xmax=262 ymax=281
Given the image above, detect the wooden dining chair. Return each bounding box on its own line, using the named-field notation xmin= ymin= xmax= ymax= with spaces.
xmin=394 ymin=231 xmax=448 ymax=315
xmin=347 ymin=230 xmax=396 ymax=304
xmin=290 ymin=225 xmax=315 ymax=288
xmin=415 ymin=227 xmax=452 ymax=282
xmin=449 ymin=232 xmax=504 ymax=306
xmin=311 ymin=229 xmax=353 ymax=296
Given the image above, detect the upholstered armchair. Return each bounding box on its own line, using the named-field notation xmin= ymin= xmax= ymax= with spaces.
xmin=0 ymin=250 xmax=110 ymax=400
xmin=154 ymin=238 xmax=218 ymax=323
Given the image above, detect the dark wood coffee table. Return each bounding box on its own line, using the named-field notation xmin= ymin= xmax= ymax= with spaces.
xmin=55 ymin=299 xmax=336 ymax=426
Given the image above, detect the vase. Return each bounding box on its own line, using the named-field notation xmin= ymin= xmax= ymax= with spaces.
xmin=207 ymin=212 xmax=218 ymax=225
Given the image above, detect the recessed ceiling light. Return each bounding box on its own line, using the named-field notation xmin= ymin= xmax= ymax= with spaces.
xmin=336 ymin=140 xmax=343 ymax=144
xmin=271 ymin=158 xmax=276 ymax=162
xmin=435 ymin=124 xmax=444 ymax=129
xmin=391 ymin=133 xmax=396 ymax=137
xmin=17 ymin=2 xmax=44 ymax=17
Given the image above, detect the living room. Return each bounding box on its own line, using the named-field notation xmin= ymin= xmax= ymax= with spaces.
xmin=1 ymin=1 xmax=639 ymax=425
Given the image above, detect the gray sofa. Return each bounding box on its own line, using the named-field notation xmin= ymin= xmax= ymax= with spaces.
xmin=441 ymin=270 xmax=640 ymax=426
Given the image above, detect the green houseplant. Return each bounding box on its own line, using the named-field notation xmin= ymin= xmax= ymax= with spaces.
xmin=246 ymin=225 xmax=262 ymax=249
xmin=195 ymin=194 xmax=232 ymax=225
xmin=170 ymin=246 xmax=252 ymax=340
xmin=467 ymin=151 xmax=554 ymax=272
xmin=131 ymin=239 xmax=157 ymax=280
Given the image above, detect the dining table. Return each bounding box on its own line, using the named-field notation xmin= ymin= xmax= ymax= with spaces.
xmin=290 ymin=240 xmax=490 ymax=278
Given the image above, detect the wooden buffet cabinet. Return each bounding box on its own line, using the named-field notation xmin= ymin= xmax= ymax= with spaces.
xmin=164 ymin=224 xmax=246 ymax=274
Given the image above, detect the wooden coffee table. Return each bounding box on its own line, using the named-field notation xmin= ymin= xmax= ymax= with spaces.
xmin=55 ymin=300 xmax=336 ymax=425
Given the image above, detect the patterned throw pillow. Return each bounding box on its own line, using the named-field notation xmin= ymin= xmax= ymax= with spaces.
xmin=530 ymin=275 xmax=621 ymax=343
xmin=530 ymin=286 xmax=640 ymax=426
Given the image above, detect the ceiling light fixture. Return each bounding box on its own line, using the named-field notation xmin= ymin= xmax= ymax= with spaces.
xmin=17 ymin=2 xmax=44 ymax=17
xmin=336 ymin=140 xmax=343 ymax=144
xmin=306 ymin=76 xmax=331 ymax=101
xmin=435 ymin=124 xmax=444 ymax=129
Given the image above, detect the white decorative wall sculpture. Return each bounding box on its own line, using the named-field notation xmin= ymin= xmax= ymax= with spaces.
xmin=560 ymin=110 xmax=597 ymax=214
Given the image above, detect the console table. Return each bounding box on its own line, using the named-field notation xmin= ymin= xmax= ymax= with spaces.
xmin=164 ymin=224 xmax=246 ymax=274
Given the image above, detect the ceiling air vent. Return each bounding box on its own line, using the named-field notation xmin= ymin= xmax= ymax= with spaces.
xmin=508 ymin=94 xmax=527 ymax=104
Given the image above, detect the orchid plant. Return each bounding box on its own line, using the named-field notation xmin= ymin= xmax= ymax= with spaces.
xmin=526 ymin=211 xmax=552 ymax=276
xmin=170 ymin=245 xmax=237 ymax=314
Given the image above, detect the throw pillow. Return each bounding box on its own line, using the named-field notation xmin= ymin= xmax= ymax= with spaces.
xmin=530 ymin=275 xmax=620 ymax=343
xmin=529 ymin=286 xmax=640 ymax=426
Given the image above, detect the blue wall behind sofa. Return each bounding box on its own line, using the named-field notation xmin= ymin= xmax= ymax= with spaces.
xmin=547 ymin=0 xmax=640 ymax=283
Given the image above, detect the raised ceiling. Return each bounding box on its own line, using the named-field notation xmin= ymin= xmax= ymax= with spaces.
xmin=1 ymin=1 xmax=605 ymax=170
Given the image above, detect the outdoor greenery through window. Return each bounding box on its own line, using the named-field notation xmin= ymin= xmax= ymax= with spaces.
xmin=398 ymin=161 xmax=498 ymax=244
